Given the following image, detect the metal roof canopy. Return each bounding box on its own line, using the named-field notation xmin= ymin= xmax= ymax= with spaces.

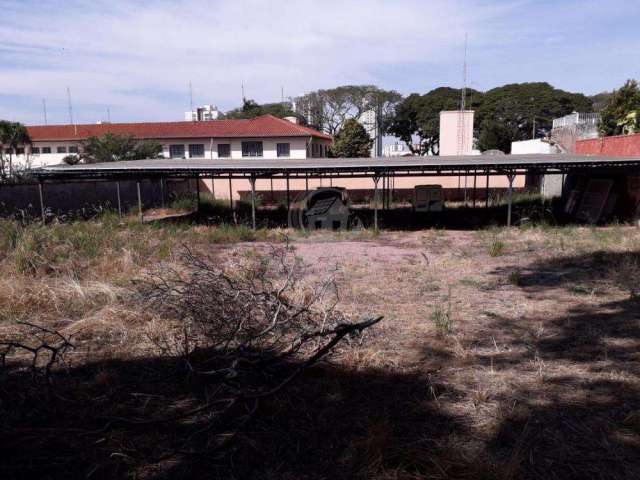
xmin=34 ymin=154 xmax=640 ymax=180
xmin=31 ymin=154 xmax=640 ymax=231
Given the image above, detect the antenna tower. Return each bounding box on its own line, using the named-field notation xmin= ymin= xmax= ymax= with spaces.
xmin=67 ymin=86 xmax=77 ymax=135
xmin=42 ymin=98 xmax=48 ymax=125
xmin=456 ymin=34 xmax=468 ymax=156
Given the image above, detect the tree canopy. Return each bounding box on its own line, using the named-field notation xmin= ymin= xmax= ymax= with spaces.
xmin=222 ymin=99 xmax=305 ymax=123
xmin=386 ymin=82 xmax=591 ymax=154
xmin=77 ymin=134 xmax=163 ymax=164
xmin=329 ymin=118 xmax=372 ymax=158
xmin=476 ymin=82 xmax=592 ymax=150
xmin=598 ymin=79 xmax=640 ymax=136
xmin=386 ymin=87 xmax=483 ymax=155
xmin=295 ymin=85 xmax=401 ymax=135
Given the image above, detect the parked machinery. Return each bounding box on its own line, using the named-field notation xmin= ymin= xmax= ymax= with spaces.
xmin=413 ymin=185 xmax=444 ymax=212
xmin=288 ymin=187 xmax=361 ymax=230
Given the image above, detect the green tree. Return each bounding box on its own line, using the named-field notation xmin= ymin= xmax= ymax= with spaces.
xmin=295 ymin=85 xmax=401 ymax=136
xmin=0 ymin=121 xmax=31 ymax=177
xmin=476 ymin=82 xmax=592 ymax=150
xmin=598 ymin=79 xmax=640 ymax=136
xmin=329 ymin=118 xmax=372 ymax=157
xmin=79 ymin=134 xmax=163 ymax=164
xmin=477 ymin=119 xmax=513 ymax=153
xmin=223 ymin=99 xmax=304 ymax=123
xmin=386 ymin=87 xmax=483 ymax=155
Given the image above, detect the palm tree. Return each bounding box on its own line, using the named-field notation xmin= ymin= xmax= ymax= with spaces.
xmin=0 ymin=121 xmax=31 ymax=177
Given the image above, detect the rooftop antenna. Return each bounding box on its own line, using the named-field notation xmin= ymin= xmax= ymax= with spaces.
xmin=66 ymin=86 xmax=77 ymax=135
xmin=42 ymin=98 xmax=48 ymax=125
xmin=189 ymin=81 xmax=194 ymax=119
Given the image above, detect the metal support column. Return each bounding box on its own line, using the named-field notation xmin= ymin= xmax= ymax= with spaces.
xmin=195 ymin=175 xmax=201 ymax=213
xmin=116 ymin=181 xmax=122 ymax=217
xmin=249 ymin=176 xmax=257 ymax=230
xmin=373 ymin=175 xmax=380 ymax=231
xmin=270 ymin=178 xmax=274 ymax=204
xmin=38 ymin=181 xmax=45 ymax=223
xmin=159 ymin=178 xmax=165 ymax=208
xmin=507 ymin=173 xmax=515 ymax=227
xmin=136 ymin=181 xmax=143 ymax=223
xmin=485 ymin=173 xmax=490 ymax=208
xmin=286 ymin=175 xmax=290 ymax=211
xmin=228 ymin=175 xmax=233 ymax=209
xmin=472 ymin=170 xmax=477 ymax=208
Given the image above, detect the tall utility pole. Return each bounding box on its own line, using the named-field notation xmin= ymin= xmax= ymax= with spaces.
xmin=241 ymin=81 xmax=245 ymax=103
xmin=107 ymin=107 xmax=111 ymax=123
xmin=189 ymin=81 xmax=194 ymax=118
xmin=42 ymin=98 xmax=48 ymax=125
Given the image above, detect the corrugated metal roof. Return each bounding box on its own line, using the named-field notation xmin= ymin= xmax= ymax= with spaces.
xmin=35 ymin=154 xmax=640 ymax=180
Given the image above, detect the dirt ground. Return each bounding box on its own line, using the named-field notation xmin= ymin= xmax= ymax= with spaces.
xmin=2 ymin=224 xmax=640 ymax=479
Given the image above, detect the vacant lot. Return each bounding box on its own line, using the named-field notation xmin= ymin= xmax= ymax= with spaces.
xmin=1 ymin=216 xmax=639 ymax=479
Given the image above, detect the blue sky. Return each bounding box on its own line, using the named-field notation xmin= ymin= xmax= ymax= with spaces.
xmin=0 ymin=0 xmax=638 ymax=125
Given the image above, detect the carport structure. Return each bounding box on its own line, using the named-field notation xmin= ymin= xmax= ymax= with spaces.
xmin=35 ymin=154 xmax=640 ymax=229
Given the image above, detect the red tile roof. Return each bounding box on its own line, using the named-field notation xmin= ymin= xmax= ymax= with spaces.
xmin=27 ymin=114 xmax=332 ymax=142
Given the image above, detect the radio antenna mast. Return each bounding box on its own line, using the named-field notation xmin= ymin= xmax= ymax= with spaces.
xmin=42 ymin=98 xmax=48 ymax=125
xmin=461 ymin=33 xmax=468 ymax=112
xmin=66 ymin=86 xmax=77 ymax=135
xmin=241 ymin=81 xmax=246 ymax=103
xmin=189 ymin=81 xmax=194 ymax=119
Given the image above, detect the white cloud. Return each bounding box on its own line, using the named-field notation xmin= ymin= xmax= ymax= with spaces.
xmin=0 ymin=0 xmax=518 ymax=123
xmin=0 ymin=0 xmax=638 ymax=124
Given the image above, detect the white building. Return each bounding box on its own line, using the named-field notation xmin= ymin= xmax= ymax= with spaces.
xmin=439 ymin=110 xmax=475 ymax=156
xmin=184 ymin=105 xmax=220 ymax=122
xmin=511 ymin=138 xmax=556 ymax=155
xmin=383 ymin=142 xmax=419 ymax=157
xmin=19 ymin=114 xmax=332 ymax=168
xmin=358 ymin=109 xmax=381 ymax=157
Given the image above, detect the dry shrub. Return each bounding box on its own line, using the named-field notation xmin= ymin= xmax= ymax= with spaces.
xmin=134 ymin=240 xmax=382 ymax=455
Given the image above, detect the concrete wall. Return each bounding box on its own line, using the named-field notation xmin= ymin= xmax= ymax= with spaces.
xmin=202 ymin=174 xmax=526 ymax=202
xmin=439 ymin=111 xmax=474 ymax=156
xmin=511 ymin=139 xmax=555 ymax=154
xmin=576 ymin=134 xmax=640 ymax=157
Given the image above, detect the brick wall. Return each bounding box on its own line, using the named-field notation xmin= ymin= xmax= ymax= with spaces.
xmin=576 ymin=134 xmax=640 ymax=157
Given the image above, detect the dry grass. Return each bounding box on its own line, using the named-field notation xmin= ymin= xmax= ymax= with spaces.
xmin=1 ymin=217 xmax=640 ymax=479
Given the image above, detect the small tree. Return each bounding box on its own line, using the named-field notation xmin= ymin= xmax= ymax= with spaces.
xmin=80 ymin=134 xmax=163 ymax=163
xmin=329 ymin=118 xmax=372 ymax=157
xmin=0 ymin=121 xmax=31 ymax=177
xmin=598 ymin=79 xmax=640 ymax=136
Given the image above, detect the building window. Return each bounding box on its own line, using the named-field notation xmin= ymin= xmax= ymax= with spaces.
xmin=241 ymin=141 xmax=263 ymax=157
xmin=218 ymin=144 xmax=231 ymax=158
xmin=188 ymin=144 xmax=205 ymax=158
xmin=169 ymin=144 xmax=185 ymax=159
xmin=57 ymin=146 xmax=67 ymax=154
xmin=277 ymin=143 xmax=290 ymax=157
xmin=69 ymin=145 xmax=78 ymax=153
xmin=31 ymin=147 xmax=40 ymax=154
xmin=42 ymin=146 xmax=51 ymax=154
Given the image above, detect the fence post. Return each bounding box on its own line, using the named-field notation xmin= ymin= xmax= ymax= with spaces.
xmin=137 ymin=181 xmax=143 ymax=223
xmin=38 ymin=181 xmax=45 ymax=223
xmin=116 ymin=181 xmax=122 ymax=217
